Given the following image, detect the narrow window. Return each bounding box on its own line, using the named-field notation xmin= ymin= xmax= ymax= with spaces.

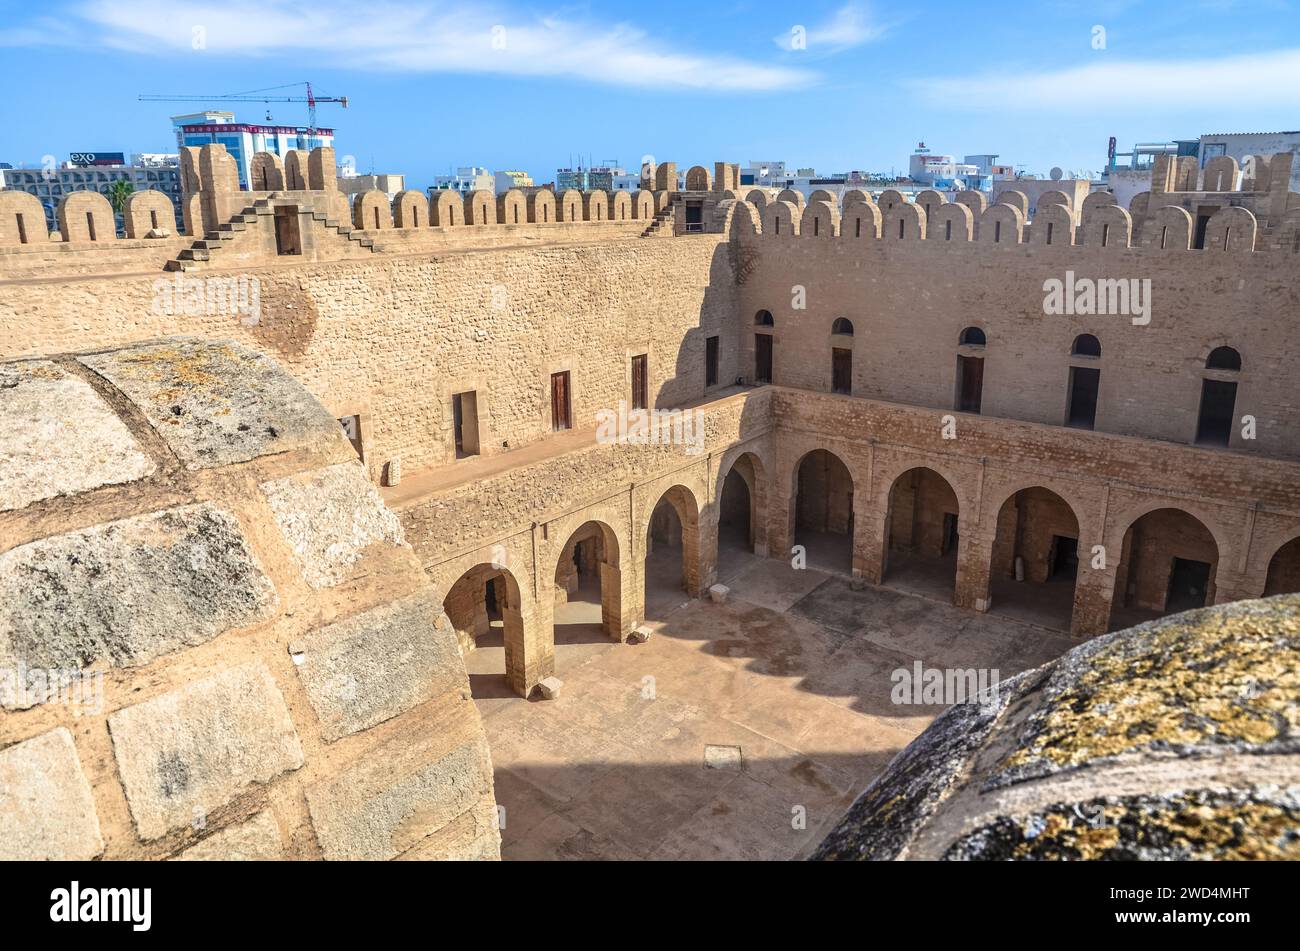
xmin=832 ymin=347 xmax=852 ymax=395
xmin=956 ymin=356 xmax=983 ymax=413
xmin=855 ymin=217 xmax=861 ymax=238
xmin=631 ymin=354 xmax=648 ymax=410
xmin=945 ymin=220 xmax=952 ymax=241
xmin=15 ymin=214 xmax=27 ymax=245
xmin=338 ymin=416 xmax=363 ymax=459
xmin=150 ymin=210 xmax=159 ymax=230
xmin=705 ymin=335 xmax=719 ymax=387
xmin=898 ymin=218 xmax=904 ymax=239
xmin=1101 ymin=223 xmax=1110 ymax=246
xmin=274 ymin=207 xmax=302 ymax=255
xmin=1046 ymin=222 xmax=1054 ymax=244
xmin=994 ymin=220 xmax=1001 ymax=243
xmin=550 ymin=371 xmax=571 ymax=432
xmin=813 ymin=216 xmax=819 ymax=236
xmin=85 ymin=211 xmax=96 ymax=241
xmin=755 ymin=333 xmax=773 ymax=384
xmin=373 ymin=207 xmax=380 ymax=230
xmin=453 ymin=391 xmax=480 ymax=457
xmin=1193 ymin=214 xmax=1211 ymax=250
xmin=1066 ymin=366 xmax=1100 ymax=429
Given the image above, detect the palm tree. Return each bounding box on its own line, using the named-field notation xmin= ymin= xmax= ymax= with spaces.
xmin=106 ymin=180 xmax=134 ymax=236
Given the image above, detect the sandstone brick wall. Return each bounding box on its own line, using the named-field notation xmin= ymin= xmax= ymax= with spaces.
xmin=0 ymin=338 xmax=498 ymax=860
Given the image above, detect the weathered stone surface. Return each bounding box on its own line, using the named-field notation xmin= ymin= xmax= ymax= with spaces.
xmin=108 ymin=662 xmax=304 ymax=840
xmin=79 ymin=338 xmax=345 ymax=469
xmin=174 ymin=811 xmax=284 ymax=861
xmin=290 ymin=591 xmax=464 ymax=740
xmin=261 ymin=461 xmax=404 ymax=588
xmin=945 ymin=788 xmax=1300 ymax=861
xmin=0 ymin=728 xmax=104 ymax=860
xmin=306 ymin=735 xmax=493 ymax=860
xmin=0 ymin=359 xmax=154 ymax=512
xmin=537 ymin=676 xmax=564 ymax=700
xmin=708 ymin=583 xmax=730 ymax=604
xmin=0 ymin=502 xmax=277 ymax=707
xmin=813 ymin=596 xmax=1300 ymax=862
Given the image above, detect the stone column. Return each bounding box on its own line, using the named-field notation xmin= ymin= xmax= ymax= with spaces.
xmin=955 ymin=530 xmax=994 ymax=612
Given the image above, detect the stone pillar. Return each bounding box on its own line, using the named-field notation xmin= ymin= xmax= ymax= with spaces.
xmin=698 ymin=511 xmax=719 ymax=592
xmin=602 ymin=561 xmax=632 ymax=641
xmin=1071 ymin=524 xmax=1116 ymax=637
xmin=655 ymin=162 xmax=678 ymax=193
xmin=309 ymin=147 xmax=337 ymax=191
xmin=857 ymin=509 xmax=888 ymax=585
xmin=954 ymin=530 xmax=994 ymax=612
xmin=769 ymin=479 xmax=794 ymax=564
xmin=508 ymin=591 xmax=553 ymax=698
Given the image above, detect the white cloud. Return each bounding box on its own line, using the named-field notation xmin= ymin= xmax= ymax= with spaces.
xmin=773 ymin=4 xmax=889 ymax=54
xmin=910 ymin=46 xmax=1300 ymax=111
xmin=0 ymin=0 xmax=815 ymax=92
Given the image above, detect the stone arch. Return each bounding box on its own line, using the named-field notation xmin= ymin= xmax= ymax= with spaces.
xmin=1081 ymin=203 xmax=1132 ymax=248
xmin=727 ymin=200 xmax=761 ymax=237
xmin=556 ymin=189 xmax=583 ymax=222
xmin=645 ymin=484 xmax=704 ymax=608
xmin=123 ymin=190 xmax=177 ymax=238
xmin=352 ymin=190 xmax=393 ymax=230
xmin=392 ymin=190 xmax=428 ymax=228
xmin=1202 ymin=206 xmax=1257 ymax=253
xmin=996 ymin=190 xmax=1028 ymax=219
xmin=250 ymin=152 xmax=285 ymax=191
xmin=609 ymin=190 xmax=632 ymax=221
xmin=989 ymin=485 xmax=1083 ymax=631
xmin=283 ymin=150 xmax=309 ymax=190
xmin=464 ymin=189 xmax=497 ymax=225
xmin=1203 ymin=155 xmax=1239 ymax=192
xmin=808 ymin=188 xmax=837 ymax=206
xmin=791 ymin=448 xmax=855 ymax=573
xmin=527 ymin=189 xmax=556 ymax=224
xmin=883 ymin=466 xmax=962 ymax=600
xmin=954 ymin=190 xmax=988 ymax=217
xmin=841 ymin=201 xmax=881 ymax=240
xmin=884 ymin=202 xmax=925 ymax=241
xmin=1036 ymin=190 xmax=1073 ymax=215
xmin=442 ymin=562 xmax=529 ymax=698
xmin=631 ymin=189 xmax=654 ymax=219
xmin=0 ymin=190 xmax=48 ymax=245
xmin=744 ymin=188 xmax=773 ymax=211
xmin=842 ymin=189 xmax=872 ymax=210
xmin=717 ymin=450 xmax=769 ymax=570
xmin=929 ymin=203 xmax=973 ymax=243
xmin=979 ymin=204 xmax=1024 ymax=245
xmin=583 ymin=189 xmax=608 ymax=222
xmin=801 ymin=200 xmax=839 ymax=238
xmin=776 ymin=188 xmax=805 ymax=211
xmin=496 ymin=189 xmax=526 ymax=226
xmin=876 ymin=189 xmax=907 ymax=212
xmin=553 ymin=519 xmax=624 ymax=642
xmin=1080 ymin=191 xmax=1117 ymax=217
xmin=1143 ymin=205 xmax=1193 ymax=251
xmin=685 ymin=166 xmax=711 ymax=191
xmin=1264 ymin=535 xmax=1300 ymax=596
xmin=915 ymin=189 xmax=946 ymax=230
xmin=431 ymin=190 xmax=464 ymax=227
xmin=57 ymin=191 xmax=115 ymax=242
xmin=763 ymin=200 xmax=800 ymax=237
xmin=1109 ymin=506 xmax=1221 ymax=630
xmin=1030 ymin=202 xmax=1075 ymax=247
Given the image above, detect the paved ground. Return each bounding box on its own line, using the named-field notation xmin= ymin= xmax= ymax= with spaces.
xmin=464 ymin=544 xmax=1076 ymax=860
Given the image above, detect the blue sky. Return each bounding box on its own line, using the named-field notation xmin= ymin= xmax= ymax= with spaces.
xmin=1 ymin=0 xmax=1297 ymax=189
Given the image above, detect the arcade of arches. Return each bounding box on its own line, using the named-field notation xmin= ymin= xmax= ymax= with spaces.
xmin=435 ymin=445 xmax=1300 ymax=699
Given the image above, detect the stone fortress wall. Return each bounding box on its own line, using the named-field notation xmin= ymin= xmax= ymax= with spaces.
xmin=3 ymin=144 xmax=1300 ymax=857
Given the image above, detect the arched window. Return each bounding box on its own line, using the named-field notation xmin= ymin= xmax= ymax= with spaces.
xmin=1071 ymin=333 xmax=1101 ymax=357
xmin=959 ymin=326 xmax=986 ymax=346
xmin=755 ymin=309 xmax=774 ymax=326
xmin=1206 ymin=346 xmax=1241 ymax=371
xmin=831 ymin=317 xmax=854 ymax=335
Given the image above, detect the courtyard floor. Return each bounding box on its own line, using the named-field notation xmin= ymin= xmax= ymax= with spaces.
xmin=464 ymin=545 xmax=1075 ymax=860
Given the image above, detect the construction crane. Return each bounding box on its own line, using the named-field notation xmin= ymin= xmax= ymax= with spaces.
xmin=139 ymin=82 xmax=348 ymax=133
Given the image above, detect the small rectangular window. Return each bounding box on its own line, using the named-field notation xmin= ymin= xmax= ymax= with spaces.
xmin=631 ymin=354 xmax=648 ymax=410
xmin=453 ymin=391 xmax=480 ymax=457
xmin=550 ymin=371 xmax=571 ymax=431
xmin=274 ymin=206 xmax=302 ymax=255
xmin=706 ymin=336 xmax=719 ymax=387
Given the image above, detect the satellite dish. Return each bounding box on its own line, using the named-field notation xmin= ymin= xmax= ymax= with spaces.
xmin=1050 ymin=166 xmax=1063 ymax=181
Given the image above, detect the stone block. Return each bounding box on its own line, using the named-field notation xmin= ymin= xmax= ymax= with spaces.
xmin=537 ymin=676 xmax=564 ymax=700
xmin=0 ymin=728 xmax=104 ymax=860
xmin=290 ymin=591 xmax=465 ymax=740
xmin=0 ymin=359 xmax=154 ymax=512
xmin=629 ymin=626 xmax=653 ymax=643
xmin=0 ymin=502 xmax=277 ymax=707
xmin=79 ymin=338 xmax=345 ymax=470
xmin=108 ymin=661 xmax=305 ymax=840
xmin=703 ymin=744 xmax=743 ymax=771
xmin=708 ymin=583 xmax=730 ymax=604
xmin=261 ymin=461 xmax=404 ymax=588
xmin=306 ymin=735 xmax=493 ymax=860
xmin=174 ymin=811 xmax=284 ymax=861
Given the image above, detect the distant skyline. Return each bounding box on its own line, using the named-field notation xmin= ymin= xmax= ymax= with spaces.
xmin=1 ymin=0 xmax=1298 ymax=190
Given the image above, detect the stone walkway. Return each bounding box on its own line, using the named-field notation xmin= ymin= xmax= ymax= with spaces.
xmin=468 ymin=552 xmax=1075 ymax=860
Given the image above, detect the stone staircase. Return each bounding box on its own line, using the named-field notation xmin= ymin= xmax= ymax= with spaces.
xmin=165 ymin=199 xmax=378 ymax=271
xmin=639 ymin=194 xmax=681 ymax=238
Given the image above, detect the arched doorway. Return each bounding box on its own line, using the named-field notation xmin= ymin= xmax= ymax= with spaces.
xmin=989 ymin=487 xmax=1081 ymax=630
xmin=554 ymin=521 xmax=622 ymax=646
xmin=792 ymin=449 xmax=854 ymax=573
xmin=1264 ymin=536 xmax=1300 ymax=596
xmin=884 ymin=467 xmax=960 ymax=600
xmin=645 ymin=485 xmax=701 ymax=618
xmin=1110 ymin=508 xmax=1219 ymax=630
xmin=443 ymin=563 xmax=527 ymax=698
xmin=717 ymin=452 xmax=767 ymax=581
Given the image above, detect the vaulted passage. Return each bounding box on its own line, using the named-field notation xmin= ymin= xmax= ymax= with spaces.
xmin=989 ymin=487 xmax=1080 ymax=631
xmin=884 ymin=467 xmax=960 ymax=601
xmin=554 ymin=521 xmax=622 ymax=645
xmin=645 ymin=485 xmax=701 ymax=618
xmin=444 ymin=564 xmax=527 ymax=699
xmin=792 ymin=449 xmax=854 ymax=572
xmin=717 ymin=452 xmax=767 ymax=581
xmin=1264 ymin=537 xmax=1300 ymax=596
xmin=1110 ymin=508 xmax=1219 ymax=630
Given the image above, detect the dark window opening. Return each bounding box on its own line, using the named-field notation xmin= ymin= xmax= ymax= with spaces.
xmin=832 ymin=347 xmax=852 ymax=394
xmin=1195 ymin=379 xmax=1237 ymax=446
xmin=550 ymin=371 xmax=571 ymax=432
xmin=1050 ymin=535 xmax=1079 ymax=580
xmin=755 ymin=333 xmax=773 ymax=384
xmin=959 ymin=326 xmax=986 ymax=346
xmin=1166 ymin=557 xmax=1211 ymax=613
xmin=631 ymin=354 xmax=648 ymax=410
xmin=453 ymin=391 xmax=480 ymax=457
xmin=1206 ymin=346 xmax=1241 ymax=371
xmin=1072 ymin=333 xmax=1101 ymax=357
xmin=85 ymin=211 xmax=96 ymax=241
xmin=274 ymin=206 xmax=302 ymax=255
xmin=1067 ymin=366 xmax=1100 ymax=429
xmin=705 ymin=335 xmax=719 ymax=387
xmin=755 ymin=309 xmax=774 ymax=326
xmin=831 ymin=317 xmax=854 ymax=335
xmin=685 ymin=202 xmax=703 ymax=232
xmin=957 ymin=355 xmax=984 ymax=413
xmin=1193 ymin=213 xmax=1211 ymax=250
